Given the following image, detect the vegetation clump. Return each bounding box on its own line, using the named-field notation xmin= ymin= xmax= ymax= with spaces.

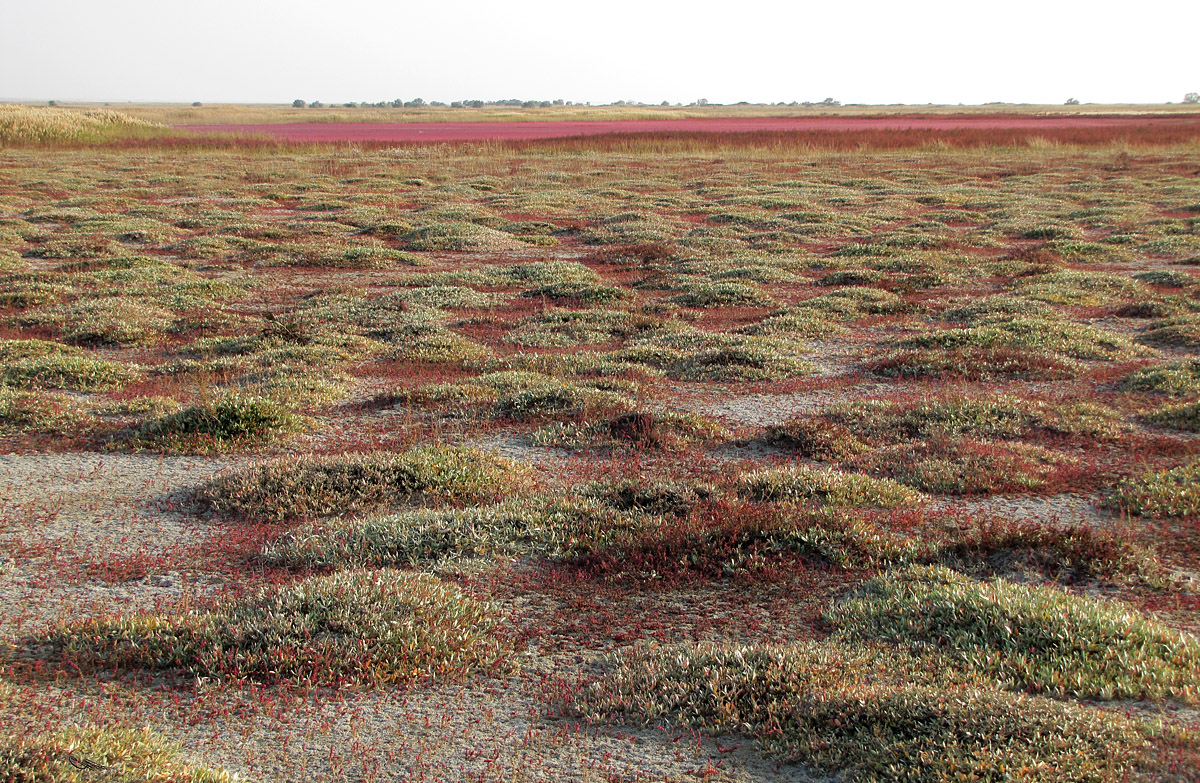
xmin=573 ymin=640 xmax=1157 ymax=783
xmin=1120 ymin=359 xmax=1200 ymax=396
xmin=853 ymin=437 xmax=1070 ymax=495
xmin=41 ymin=570 xmax=507 ymax=686
xmin=737 ymin=464 xmax=924 ymax=508
xmin=836 ymin=565 xmax=1200 ymax=702
xmin=129 ymin=394 xmax=299 ymax=452
xmin=196 ymin=445 xmax=528 ymax=520
xmin=1106 ymin=461 xmax=1200 ymax=518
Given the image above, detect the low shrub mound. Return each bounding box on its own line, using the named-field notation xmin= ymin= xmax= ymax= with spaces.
xmin=933 ymin=518 xmax=1165 ymax=586
xmin=0 ymin=387 xmax=89 ymax=435
xmin=1106 ymin=461 xmax=1200 ymax=518
xmin=870 ymin=345 xmax=1081 ymax=380
xmin=10 ymin=297 xmax=172 ymax=346
xmin=261 ymin=495 xmax=652 ymax=569
xmin=197 ymin=445 xmax=528 ymax=520
xmin=396 ymin=370 xmax=634 ymax=422
xmin=1 ymin=712 xmax=235 ymax=782
xmin=1140 ymin=315 xmax=1200 ymax=348
xmin=895 ymin=316 xmax=1147 ymax=361
xmin=835 ymin=565 xmax=1200 ymax=702
xmin=129 ymin=394 xmax=299 ymax=453
xmin=1145 ymin=400 xmax=1200 ymax=433
xmin=667 ymin=279 xmax=777 ymax=307
xmin=737 ymin=464 xmax=924 ymax=508
xmin=615 ymin=330 xmax=813 ymax=382
xmin=1120 ymin=359 xmax=1200 ymax=396
xmin=506 ymin=308 xmax=665 ymax=347
xmin=762 ymin=417 xmax=868 ymax=460
xmin=530 ymin=409 xmax=728 ymax=451
xmin=571 ymin=640 xmax=1156 ymax=783
xmin=1 ymin=353 xmax=139 ymax=392
xmin=827 ymin=396 xmax=1126 ymax=442
xmin=41 ymin=570 xmax=508 ymax=686
xmin=853 ymin=437 xmax=1071 ymax=495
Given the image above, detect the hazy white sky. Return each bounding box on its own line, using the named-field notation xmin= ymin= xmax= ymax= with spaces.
xmin=2 ymin=0 xmax=1196 ymax=105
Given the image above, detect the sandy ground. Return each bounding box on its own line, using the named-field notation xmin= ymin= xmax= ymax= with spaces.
xmin=0 ymin=448 xmax=835 ymax=782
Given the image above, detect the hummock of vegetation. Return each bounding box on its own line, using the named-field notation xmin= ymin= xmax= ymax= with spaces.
xmin=835 ymin=565 xmax=1200 ymax=702
xmin=196 ymin=445 xmax=530 ymax=520
xmin=737 ymin=464 xmax=924 ymax=508
xmin=127 ymin=393 xmax=300 ymax=452
xmin=41 ymin=569 xmax=508 ymax=686
xmin=1 ymin=714 xmax=236 ymax=782
xmin=1106 ymin=461 xmax=1200 ymax=518
xmin=572 ymin=640 xmax=1158 ymax=783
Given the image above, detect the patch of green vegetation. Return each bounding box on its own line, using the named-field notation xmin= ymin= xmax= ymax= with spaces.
xmin=1106 ymin=461 xmax=1200 ymax=518
xmin=399 ymin=221 xmax=524 ymax=251
xmin=1 ymin=342 xmax=139 ymax=391
xmin=1144 ymin=399 xmax=1200 ymax=432
xmin=668 ymin=279 xmax=777 ymax=308
xmin=741 ymin=309 xmax=850 ymax=338
xmin=530 ymin=409 xmax=728 ymax=450
xmin=836 ymin=565 xmax=1200 ymax=702
xmin=1134 ymin=269 xmax=1196 ymax=288
xmin=737 ymin=464 xmax=924 ymax=508
xmin=942 ymin=294 xmax=1043 ymax=323
xmin=10 ymin=297 xmax=172 ymax=346
xmin=507 ymin=308 xmax=668 ymax=347
xmin=128 ymin=394 xmax=299 ymax=453
xmin=387 ymin=331 xmax=491 ymax=364
xmin=615 ymin=329 xmax=812 ymax=382
xmin=262 ymin=495 xmax=651 ymax=569
xmin=0 ymin=690 xmax=237 ymax=782
xmin=854 ymin=438 xmax=1070 ymax=495
xmin=827 ymin=396 xmax=1126 ymax=442
xmin=897 ymin=316 xmax=1147 ymax=361
xmin=1120 ymin=359 xmax=1200 ymax=396
xmin=0 ymin=386 xmax=89 ymax=435
xmin=313 ymin=245 xmax=424 ymax=268
xmin=1139 ymin=314 xmax=1200 ymax=348
xmin=573 ymin=639 xmax=1157 ymax=783
xmin=398 ymin=370 xmax=633 ymax=422
xmin=196 ymin=445 xmax=529 ymax=520
xmin=762 ymin=417 xmax=868 ymax=460
xmin=1011 ymin=270 xmax=1144 ymax=306
xmin=40 ymin=570 xmax=508 ymax=687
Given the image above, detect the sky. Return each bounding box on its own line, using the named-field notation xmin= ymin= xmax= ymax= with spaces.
xmin=2 ymin=0 xmax=1197 ymax=106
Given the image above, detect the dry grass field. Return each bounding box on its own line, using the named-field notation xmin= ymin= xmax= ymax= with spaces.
xmin=1 ymin=104 xmax=1199 ymax=782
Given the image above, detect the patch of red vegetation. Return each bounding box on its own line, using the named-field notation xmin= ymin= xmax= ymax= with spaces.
xmin=179 ymin=114 xmax=1200 ymax=144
